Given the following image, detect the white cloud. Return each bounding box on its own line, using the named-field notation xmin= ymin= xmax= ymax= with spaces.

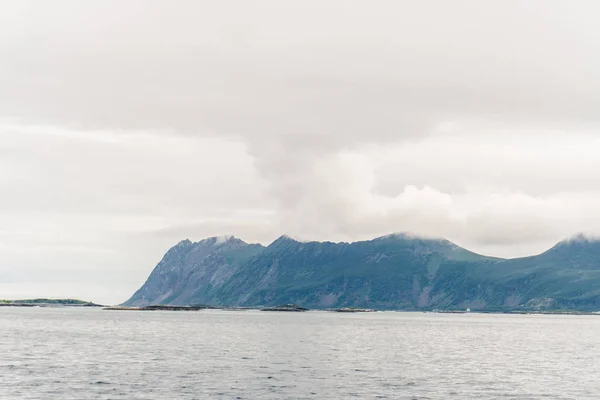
xmin=0 ymin=124 xmax=273 ymax=303
xmin=2 ymin=1 xmax=600 ymax=302
xmin=268 ymin=143 xmax=600 ymax=257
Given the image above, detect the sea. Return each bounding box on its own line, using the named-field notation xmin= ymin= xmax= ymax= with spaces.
xmin=1 ymin=307 xmax=599 ymax=399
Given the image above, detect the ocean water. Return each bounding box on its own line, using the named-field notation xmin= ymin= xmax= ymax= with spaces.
xmin=1 ymin=308 xmax=599 ymax=399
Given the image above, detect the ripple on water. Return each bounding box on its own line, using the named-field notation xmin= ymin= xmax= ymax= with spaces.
xmin=1 ymin=308 xmax=600 ymax=399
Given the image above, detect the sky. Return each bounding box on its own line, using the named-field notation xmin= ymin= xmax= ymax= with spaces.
xmin=2 ymin=1 xmax=600 ymax=304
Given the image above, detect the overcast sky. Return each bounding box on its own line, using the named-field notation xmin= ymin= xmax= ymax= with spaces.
xmin=2 ymin=1 xmax=600 ymax=304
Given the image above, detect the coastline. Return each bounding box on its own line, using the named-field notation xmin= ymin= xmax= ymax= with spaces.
xmin=3 ymin=299 xmax=598 ymax=316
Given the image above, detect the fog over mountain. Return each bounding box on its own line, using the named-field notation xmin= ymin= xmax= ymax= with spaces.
xmin=2 ymin=1 xmax=600 ymax=304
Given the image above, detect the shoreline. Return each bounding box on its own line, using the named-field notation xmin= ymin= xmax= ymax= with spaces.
xmin=3 ymin=299 xmax=598 ymax=316
xmin=100 ymin=306 xmax=600 ymax=316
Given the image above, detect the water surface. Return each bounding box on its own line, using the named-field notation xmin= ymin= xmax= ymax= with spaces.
xmin=1 ymin=308 xmax=599 ymax=399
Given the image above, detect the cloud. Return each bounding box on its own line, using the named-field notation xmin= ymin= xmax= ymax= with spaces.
xmin=265 ymin=143 xmax=600 ymax=255
xmin=0 ymin=124 xmax=273 ymax=303
xmin=4 ymin=1 xmax=600 ymax=134
xmin=2 ymin=1 xmax=600 ymax=302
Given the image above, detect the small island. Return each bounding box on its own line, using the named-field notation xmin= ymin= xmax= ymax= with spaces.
xmin=330 ymin=307 xmax=376 ymax=313
xmin=104 ymin=304 xmax=211 ymax=311
xmin=0 ymin=299 xmax=104 ymax=307
xmin=260 ymin=304 xmax=309 ymax=312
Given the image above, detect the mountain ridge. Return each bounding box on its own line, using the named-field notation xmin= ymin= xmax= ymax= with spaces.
xmin=123 ymin=232 xmax=600 ymax=311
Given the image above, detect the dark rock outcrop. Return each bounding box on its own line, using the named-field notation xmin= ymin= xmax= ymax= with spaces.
xmin=260 ymin=303 xmax=308 ymax=312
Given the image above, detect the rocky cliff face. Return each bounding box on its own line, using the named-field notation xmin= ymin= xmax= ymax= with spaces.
xmin=123 ymin=236 xmax=264 ymax=306
xmin=123 ymin=233 xmax=600 ymax=311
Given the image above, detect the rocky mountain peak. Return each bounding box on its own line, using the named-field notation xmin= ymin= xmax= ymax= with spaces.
xmin=548 ymin=233 xmax=600 ymax=252
xmin=269 ymin=234 xmax=301 ymax=247
xmin=197 ymin=235 xmax=246 ymax=247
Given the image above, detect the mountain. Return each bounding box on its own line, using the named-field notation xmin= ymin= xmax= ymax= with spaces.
xmin=122 ymin=233 xmax=600 ymax=311
xmin=124 ymin=236 xmax=264 ymax=306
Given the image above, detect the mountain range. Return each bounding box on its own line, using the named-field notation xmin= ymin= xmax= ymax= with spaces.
xmin=123 ymin=233 xmax=600 ymax=311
